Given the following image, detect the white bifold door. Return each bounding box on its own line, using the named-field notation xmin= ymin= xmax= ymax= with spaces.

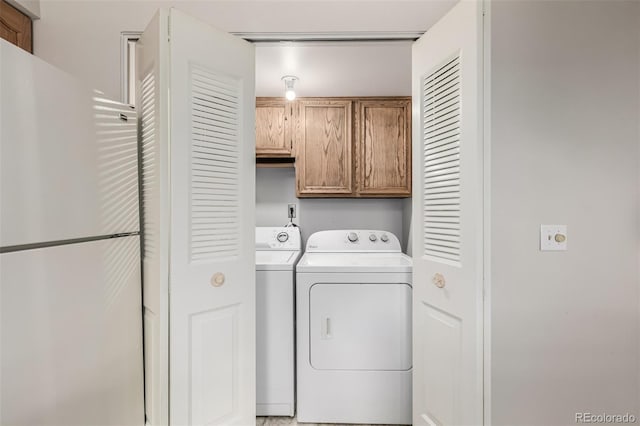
xmin=137 ymin=9 xmax=256 ymax=426
xmin=411 ymin=1 xmax=485 ymax=425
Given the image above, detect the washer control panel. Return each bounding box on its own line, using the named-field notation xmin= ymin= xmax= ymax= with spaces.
xmin=255 ymin=227 xmax=301 ymax=250
xmin=306 ymin=230 xmax=402 ymax=252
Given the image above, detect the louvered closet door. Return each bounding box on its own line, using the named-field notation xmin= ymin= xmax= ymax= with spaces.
xmin=411 ymin=1 xmax=484 ymax=425
xmin=168 ymin=9 xmax=256 ymax=426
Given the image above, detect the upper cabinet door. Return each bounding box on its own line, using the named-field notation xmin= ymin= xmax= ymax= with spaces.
xmin=256 ymin=98 xmax=293 ymax=157
xmin=296 ymin=99 xmax=353 ymax=197
xmin=356 ymin=99 xmax=411 ymax=197
xmin=0 ymin=1 xmax=32 ymax=53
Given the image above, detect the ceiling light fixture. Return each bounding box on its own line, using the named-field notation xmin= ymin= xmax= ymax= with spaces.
xmin=282 ymin=75 xmax=298 ymax=101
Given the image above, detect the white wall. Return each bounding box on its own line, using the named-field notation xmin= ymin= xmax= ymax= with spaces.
xmin=256 ymin=168 xmax=407 ymax=249
xmin=490 ymin=1 xmax=640 ymax=424
xmin=255 ymin=168 xmax=298 ymax=227
xmin=255 ymin=41 xmax=412 ymax=97
xmin=33 ymin=1 xmax=453 ymax=102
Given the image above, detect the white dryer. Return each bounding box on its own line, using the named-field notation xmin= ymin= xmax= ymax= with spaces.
xmin=296 ymin=230 xmax=412 ymax=425
xmin=255 ymin=227 xmax=301 ymax=417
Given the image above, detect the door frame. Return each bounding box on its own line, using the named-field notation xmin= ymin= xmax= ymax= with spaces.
xmin=124 ymin=13 xmax=493 ymax=423
xmin=481 ymin=0 xmax=492 ymax=424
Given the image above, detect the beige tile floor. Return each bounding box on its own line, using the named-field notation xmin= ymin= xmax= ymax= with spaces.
xmin=256 ymin=417 xmax=401 ymax=426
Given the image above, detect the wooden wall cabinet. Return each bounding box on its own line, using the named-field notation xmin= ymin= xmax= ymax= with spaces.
xmin=295 ymin=99 xmax=353 ymax=197
xmin=355 ymin=98 xmax=411 ymax=197
xmin=0 ymin=0 xmax=32 ymax=54
xmin=255 ymin=96 xmax=412 ymax=198
xmin=255 ymin=98 xmax=294 ymax=157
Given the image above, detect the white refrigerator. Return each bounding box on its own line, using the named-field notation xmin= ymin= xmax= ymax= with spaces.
xmin=0 ymin=40 xmax=144 ymax=425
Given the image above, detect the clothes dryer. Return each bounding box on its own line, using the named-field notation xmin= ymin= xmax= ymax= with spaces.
xmin=296 ymin=230 xmax=412 ymax=424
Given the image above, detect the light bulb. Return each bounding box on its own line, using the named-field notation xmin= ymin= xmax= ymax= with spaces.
xmin=282 ymin=75 xmax=298 ymax=101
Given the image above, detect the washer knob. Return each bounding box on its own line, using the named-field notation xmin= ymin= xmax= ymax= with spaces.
xmin=369 ymin=234 xmax=377 ymax=242
xmin=380 ymin=234 xmax=389 ymax=243
xmin=347 ymin=232 xmax=359 ymax=242
xmin=277 ymin=232 xmax=289 ymax=243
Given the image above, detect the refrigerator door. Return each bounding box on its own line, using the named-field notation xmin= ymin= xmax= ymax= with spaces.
xmin=0 ymin=236 xmax=144 ymax=426
xmin=0 ymin=40 xmax=139 ymax=248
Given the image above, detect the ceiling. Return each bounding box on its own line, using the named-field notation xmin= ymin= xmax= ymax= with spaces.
xmin=255 ymin=41 xmax=413 ymax=97
xmin=160 ymin=0 xmax=459 ymax=34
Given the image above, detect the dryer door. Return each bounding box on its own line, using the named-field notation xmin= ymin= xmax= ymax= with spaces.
xmin=309 ymin=283 xmax=412 ymax=371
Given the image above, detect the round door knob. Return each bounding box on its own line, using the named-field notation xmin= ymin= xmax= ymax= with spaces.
xmin=277 ymin=232 xmax=289 ymax=243
xmin=347 ymin=232 xmax=358 ymax=242
xmin=369 ymin=234 xmax=377 ymax=242
xmin=432 ymin=273 xmax=446 ymax=289
xmin=380 ymin=234 xmax=389 ymax=243
xmin=211 ymin=272 xmax=225 ymax=287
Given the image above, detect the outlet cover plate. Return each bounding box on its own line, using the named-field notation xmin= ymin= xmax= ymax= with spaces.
xmin=540 ymin=225 xmax=567 ymax=251
xmin=287 ymin=203 xmax=297 ymax=219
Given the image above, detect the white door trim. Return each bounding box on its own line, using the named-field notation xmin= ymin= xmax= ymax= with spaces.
xmin=481 ymin=0 xmax=492 ymax=424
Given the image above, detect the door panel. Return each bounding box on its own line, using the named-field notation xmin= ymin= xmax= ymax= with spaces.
xmin=418 ymin=303 xmax=461 ymax=426
xmin=1 ymin=42 xmax=139 ymax=248
xmin=309 ymin=283 xmax=412 ymax=371
xmin=412 ymin=1 xmax=484 ymax=425
xmin=168 ymin=9 xmax=255 ymax=426
xmin=190 ymin=304 xmax=240 ymax=425
xmin=0 ymin=237 xmax=144 ymax=426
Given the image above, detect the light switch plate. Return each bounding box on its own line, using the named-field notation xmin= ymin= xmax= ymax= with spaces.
xmin=540 ymin=225 xmax=567 ymax=251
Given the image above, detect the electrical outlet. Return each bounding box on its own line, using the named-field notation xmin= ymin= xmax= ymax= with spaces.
xmin=288 ymin=204 xmax=297 ymax=219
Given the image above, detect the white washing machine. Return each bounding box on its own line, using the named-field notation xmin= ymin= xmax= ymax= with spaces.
xmin=296 ymin=230 xmax=413 ymax=425
xmin=255 ymin=226 xmax=301 ymax=417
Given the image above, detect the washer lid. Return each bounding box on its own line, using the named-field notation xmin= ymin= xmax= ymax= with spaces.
xmin=256 ymin=250 xmax=301 ymax=271
xmin=296 ymin=252 xmax=412 ymax=273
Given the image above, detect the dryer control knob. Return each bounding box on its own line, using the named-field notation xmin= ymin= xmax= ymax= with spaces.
xmin=347 ymin=232 xmax=359 ymax=242
xmin=380 ymin=233 xmax=389 ymax=243
xmin=277 ymin=232 xmax=289 ymax=243
xmin=369 ymin=234 xmax=377 ymax=242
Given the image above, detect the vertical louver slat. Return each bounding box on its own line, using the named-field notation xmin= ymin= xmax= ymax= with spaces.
xmin=92 ymin=93 xmax=139 ymax=235
xmin=140 ymin=72 xmax=157 ymax=258
xmin=423 ymin=55 xmax=462 ymax=264
xmin=190 ymin=65 xmax=241 ymax=261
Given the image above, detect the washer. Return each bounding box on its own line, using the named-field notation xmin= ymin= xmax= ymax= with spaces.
xmin=296 ymin=230 xmax=412 ymax=425
xmin=255 ymin=226 xmax=302 ymax=417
